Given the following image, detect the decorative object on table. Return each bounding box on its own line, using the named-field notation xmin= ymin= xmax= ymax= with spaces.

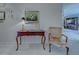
xmin=0 ymin=11 xmax=5 ymax=23
xmin=21 ymin=15 xmax=40 ymax=31
xmin=21 ymin=17 xmax=26 ymax=31
xmin=48 ymin=27 xmax=69 ymax=55
xmin=25 ymin=11 xmax=39 ymax=23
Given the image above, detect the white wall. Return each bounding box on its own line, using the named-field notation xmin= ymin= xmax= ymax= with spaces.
xmin=0 ymin=3 xmax=62 ymax=44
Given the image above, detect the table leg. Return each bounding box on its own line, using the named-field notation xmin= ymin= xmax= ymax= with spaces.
xmin=16 ymin=37 xmax=19 ymax=51
xmin=43 ymin=36 xmax=46 ymax=50
xmin=20 ymin=36 xmax=21 ymax=45
xmin=41 ymin=36 xmax=43 ymax=44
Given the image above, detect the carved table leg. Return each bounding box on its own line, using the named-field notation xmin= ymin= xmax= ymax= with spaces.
xmin=16 ymin=36 xmax=19 ymax=51
xmin=20 ymin=36 xmax=21 ymax=45
xmin=41 ymin=36 xmax=43 ymax=44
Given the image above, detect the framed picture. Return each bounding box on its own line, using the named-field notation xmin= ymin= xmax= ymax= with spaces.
xmin=25 ymin=11 xmax=39 ymax=22
xmin=0 ymin=11 xmax=5 ymax=23
xmin=64 ymin=17 xmax=78 ymax=30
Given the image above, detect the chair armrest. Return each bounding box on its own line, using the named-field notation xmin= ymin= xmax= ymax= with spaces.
xmin=61 ymin=34 xmax=68 ymax=43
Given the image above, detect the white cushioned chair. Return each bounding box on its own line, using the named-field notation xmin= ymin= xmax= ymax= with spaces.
xmin=48 ymin=27 xmax=69 ymax=55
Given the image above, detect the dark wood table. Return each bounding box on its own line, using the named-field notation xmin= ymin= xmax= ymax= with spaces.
xmin=16 ymin=30 xmax=46 ymax=51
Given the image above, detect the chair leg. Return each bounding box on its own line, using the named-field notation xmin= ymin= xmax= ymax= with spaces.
xmin=43 ymin=36 xmax=46 ymax=50
xmin=49 ymin=43 xmax=51 ymax=52
xmin=66 ymin=47 xmax=69 ymax=55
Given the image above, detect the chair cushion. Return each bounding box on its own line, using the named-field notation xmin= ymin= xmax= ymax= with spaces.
xmin=50 ymin=36 xmax=61 ymax=44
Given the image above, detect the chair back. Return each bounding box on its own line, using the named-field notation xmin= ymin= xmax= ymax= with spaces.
xmin=49 ymin=27 xmax=62 ymax=43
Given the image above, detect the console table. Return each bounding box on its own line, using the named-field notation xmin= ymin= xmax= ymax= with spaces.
xmin=16 ymin=30 xmax=46 ymax=51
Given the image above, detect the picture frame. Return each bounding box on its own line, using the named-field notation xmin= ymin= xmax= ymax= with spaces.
xmin=25 ymin=11 xmax=39 ymax=23
xmin=0 ymin=11 xmax=5 ymax=23
xmin=64 ymin=17 xmax=78 ymax=30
